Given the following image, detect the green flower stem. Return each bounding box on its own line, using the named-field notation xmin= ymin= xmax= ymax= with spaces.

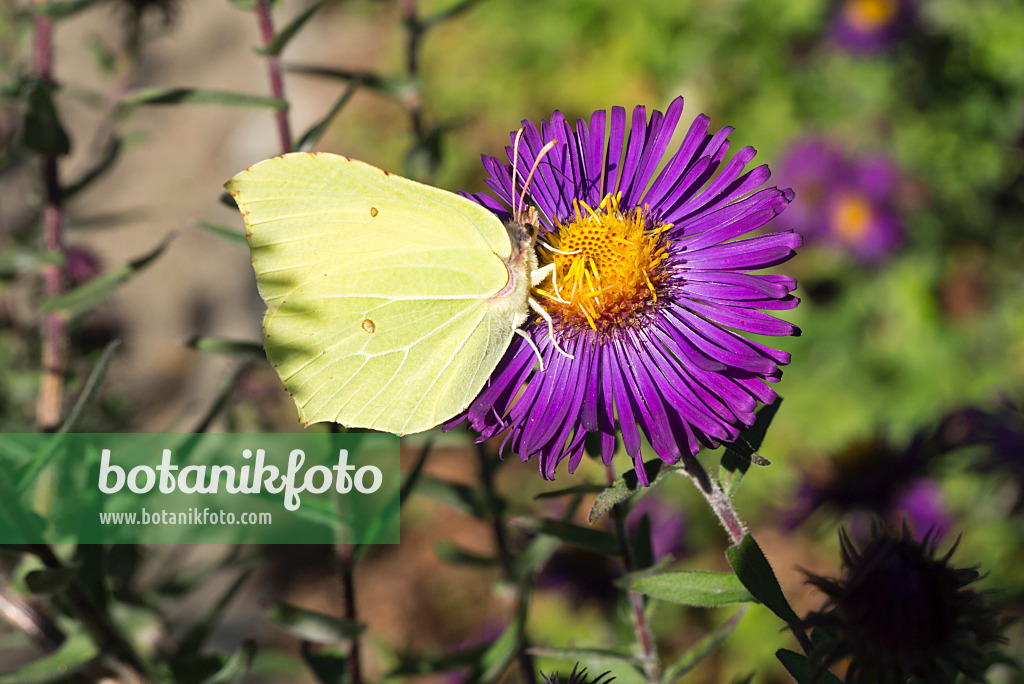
xmin=476 ymin=445 xmax=537 ymax=684
xmin=401 ymin=0 xmax=425 ymax=143
xmin=606 ymin=464 xmax=661 ymax=684
xmin=336 ymin=543 xmax=364 ymax=684
xmin=254 ymin=0 xmax=292 ymax=154
xmin=32 ymin=5 xmax=66 ymax=432
xmin=676 ymin=455 xmax=746 ymax=546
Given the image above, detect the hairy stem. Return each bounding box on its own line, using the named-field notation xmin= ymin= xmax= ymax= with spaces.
xmin=678 ymin=455 xmax=746 ymax=546
xmin=476 ymin=445 xmax=536 ymax=684
xmin=32 ymin=7 xmax=66 ymax=431
xmin=254 ymin=0 xmax=292 ymax=154
xmin=606 ymin=464 xmax=661 ymax=684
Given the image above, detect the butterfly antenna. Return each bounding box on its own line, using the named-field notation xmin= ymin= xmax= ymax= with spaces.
xmin=510 ymin=127 xmax=525 ymax=223
xmin=516 ymin=138 xmax=559 ymax=225
xmin=515 ymin=328 xmax=545 ymax=372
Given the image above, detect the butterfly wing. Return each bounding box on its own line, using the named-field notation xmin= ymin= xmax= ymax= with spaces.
xmin=227 ymin=152 xmax=523 ymax=434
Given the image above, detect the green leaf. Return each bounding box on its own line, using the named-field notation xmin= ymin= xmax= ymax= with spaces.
xmin=775 ymin=649 xmax=844 ymax=684
xmin=720 ymin=399 xmax=781 ymax=495
xmin=23 ymin=79 xmax=70 ymax=157
xmin=16 ymin=340 xmax=121 ymax=493
xmin=663 ymin=608 xmax=747 ymax=682
xmin=534 ymin=483 xmax=607 ymax=500
xmin=35 ymin=0 xmax=105 ymax=19
xmin=466 ymin=616 xmax=522 ymax=684
xmin=421 ymin=0 xmax=485 ymax=28
xmin=63 ymin=137 xmax=122 ymax=200
xmin=178 ymin=570 xmax=253 ymax=655
xmin=186 ymin=336 xmax=265 ymax=358
xmin=120 ymin=87 xmax=286 ymax=110
xmin=198 ymin=640 xmax=258 ymax=684
xmin=265 ymin=604 xmax=365 ymax=644
xmin=511 ymin=517 xmax=619 ymax=556
xmin=588 ymin=458 xmax=668 ymax=524
xmin=726 ymin=535 xmax=801 ymax=627
xmin=256 ymin=0 xmax=333 ymax=56
xmin=390 ymin=642 xmax=491 ymax=676
xmin=417 ymin=476 xmax=491 ymax=519
xmin=435 ymin=540 xmax=498 ymax=567
xmin=196 ymin=220 xmax=249 ymax=247
xmin=24 ymin=564 xmax=79 ymax=595
xmin=302 ymin=649 xmax=348 ymax=684
xmin=0 ymin=249 xmax=64 ymax=276
xmin=41 ymin=235 xmax=172 ymax=317
xmin=296 ymin=79 xmax=360 ymax=152
xmin=631 ymin=572 xmax=755 ymax=608
xmin=0 ymin=629 xmax=98 ymax=684
xmin=399 ymin=441 xmax=431 ymax=507
xmin=286 ymin=65 xmax=415 ymax=99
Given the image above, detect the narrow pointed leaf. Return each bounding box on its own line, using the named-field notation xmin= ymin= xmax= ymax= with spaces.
xmin=40 ymin=233 xmax=171 ymax=317
xmin=256 ymin=0 xmax=332 ymax=56
xmin=265 ymin=603 xmax=365 ymax=644
xmin=25 ymin=565 xmax=79 ymax=595
xmin=36 ymin=0 xmax=105 ymax=18
xmin=775 ymin=649 xmax=844 ymax=684
xmin=726 ymin=535 xmax=800 ymax=627
xmin=0 ymin=629 xmax=98 ymax=684
xmin=296 ymin=80 xmax=360 ymax=152
xmin=42 ymin=236 xmax=172 ymax=317
xmin=195 ymin=220 xmax=248 ymax=247
xmin=435 ymin=540 xmax=498 ymax=567
xmin=120 ymin=88 xmax=285 ymax=110
xmin=286 ymin=65 xmax=415 ymax=98
xmin=186 ymin=336 xmax=264 ymax=358
xmin=511 ymin=517 xmax=619 ymax=556
xmin=527 ymin=647 xmax=643 ymax=672
xmin=63 ymin=137 xmax=121 ymax=199
xmin=534 ymin=483 xmax=606 ymax=500
xmin=198 ymin=640 xmax=258 ymax=684
xmin=588 ymin=458 xmax=669 ymax=523
xmin=0 ymin=250 xmax=63 ymax=276
xmin=631 ymin=572 xmax=755 ymax=607
xmin=664 ymin=607 xmax=747 ymax=681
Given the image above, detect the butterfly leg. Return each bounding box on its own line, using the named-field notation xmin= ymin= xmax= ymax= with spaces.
xmin=528 ymin=296 xmax=574 ymax=360
xmin=514 ymin=328 xmax=545 ymax=372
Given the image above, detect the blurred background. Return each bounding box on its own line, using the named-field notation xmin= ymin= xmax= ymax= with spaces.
xmin=1 ymin=0 xmax=1023 ymax=681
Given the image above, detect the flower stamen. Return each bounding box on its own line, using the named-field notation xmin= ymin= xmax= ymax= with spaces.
xmin=536 ymin=193 xmax=670 ymax=333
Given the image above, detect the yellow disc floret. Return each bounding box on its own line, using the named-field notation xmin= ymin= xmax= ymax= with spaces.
xmin=832 ymin=192 xmax=874 ymax=244
xmin=535 ymin=193 xmax=670 ymax=332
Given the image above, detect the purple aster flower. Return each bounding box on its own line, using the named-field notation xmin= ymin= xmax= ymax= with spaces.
xmin=450 ymin=98 xmax=801 ymax=483
xmin=783 ymin=431 xmax=951 ymax=541
xmin=831 ymin=0 xmax=914 ymax=53
xmin=775 ymin=139 xmax=902 ymax=263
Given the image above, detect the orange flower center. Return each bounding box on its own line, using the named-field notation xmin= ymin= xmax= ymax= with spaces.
xmin=844 ymin=0 xmax=898 ymax=32
xmin=832 ymin=193 xmax=874 ymax=243
xmin=535 ymin=194 xmax=670 ymax=332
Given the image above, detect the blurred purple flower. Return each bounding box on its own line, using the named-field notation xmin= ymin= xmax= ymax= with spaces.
xmin=831 ymin=0 xmax=914 ymax=53
xmin=452 ymin=98 xmax=801 ymax=483
xmin=536 ymin=547 xmax=619 ymax=607
xmin=62 ymin=246 xmax=101 ymax=287
xmin=784 ymin=431 xmax=951 ymax=541
xmin=946 ymin=398 xmax=1024 ymax=511
xmin=628 ymin=494 xmax=687 ymax=561
xmin=775 ymin=140 xmax=902 ymax=263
